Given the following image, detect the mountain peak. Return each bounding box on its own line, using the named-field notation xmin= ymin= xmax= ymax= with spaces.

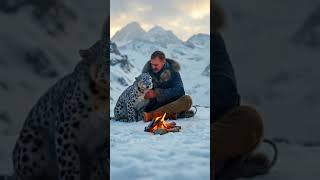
xmin=141 ymin=25 xmax=182 ymax=45
xmin=113 ymin=23 xmax=184 ymax=46
xmin=111 ymin=22 xmax=146 ymax=47
xmin=188 ymin=33 xmax=210 ymax=40
xmin=186 ymin=33 xmax=210 ymax=48
xmin=125 ymin=21 xmax=142 ymax=29
xmin=148 ymin=25 xmax=166 ymax=33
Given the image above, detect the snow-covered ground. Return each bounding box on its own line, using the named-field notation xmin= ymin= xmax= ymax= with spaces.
xmin=110 ymin=22 xmax=210 ymax=180
xmin=242 ymin=143 xmax=320 ymax=180
xmin=110 ymin=107 xmax=210 ymax=180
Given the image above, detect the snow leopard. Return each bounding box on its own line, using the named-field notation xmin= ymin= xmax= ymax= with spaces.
xmin=114 ymin=73 xmax=153 ymax=122
xmin=8 ymin=39 xmax=109 ymax=180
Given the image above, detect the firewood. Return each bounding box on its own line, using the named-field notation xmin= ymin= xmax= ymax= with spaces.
xmin=166 ymin=127 xmax=180 ymax=132
xmin=154 ymin=128 xmax=168 ymax=135
xmin=144 ymin=119 xmax=155 ymax=132
xmin=167 ymin=121 xmax=176 ymax=127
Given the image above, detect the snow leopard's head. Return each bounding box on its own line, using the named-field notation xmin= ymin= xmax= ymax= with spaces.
xmin=80 ymin=16 xmax=108 ymax=90
xmin=78 ymin=39 xmax=108 ymax=91
xmin=135 ymin=73 xmax=153 ymax=90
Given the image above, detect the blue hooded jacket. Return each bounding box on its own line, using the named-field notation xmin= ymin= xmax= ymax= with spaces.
xmin=142 ymin=59 xmax=185 ymax=112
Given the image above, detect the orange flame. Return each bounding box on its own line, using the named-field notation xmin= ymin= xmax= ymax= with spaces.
xmin=150 ymin=113 xmax=176 ymax=132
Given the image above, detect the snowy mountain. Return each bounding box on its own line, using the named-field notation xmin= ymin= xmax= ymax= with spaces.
xmin=186 ymin=33 xmax=210 ymax=49
xmin=111 ymin=22 xmax=146 ymax=47
xmin=110 ymin=41 xmax=140 ymax=103
xmin=0 ymin=0 xmax=77 ymax=37
xmin=140 ymin=25 xmax=183 ymax=46
xmin=111 ymin=22 xmax=183 ymax=48
xmin=293 ymin=4 xmax=320 ymax=47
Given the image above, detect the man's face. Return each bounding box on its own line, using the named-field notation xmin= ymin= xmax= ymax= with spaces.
xmin=150 ymin=57 xmax=165 ymax=73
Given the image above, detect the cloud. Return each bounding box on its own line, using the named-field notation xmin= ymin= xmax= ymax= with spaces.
xmin=110 ymin=0 xmax=210 ymax=41
xmin=177 ymin=0 xmax=210 ymax=19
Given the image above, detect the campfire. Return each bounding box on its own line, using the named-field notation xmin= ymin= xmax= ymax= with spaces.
xmin=144 ymin=113 xmax=181 ymax=135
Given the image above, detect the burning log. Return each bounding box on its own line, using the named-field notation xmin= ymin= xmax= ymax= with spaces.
xmin=153 ymin=128 xmax=167 ymax=135
xmin=144 ymin=113 xmax=181 ymax=135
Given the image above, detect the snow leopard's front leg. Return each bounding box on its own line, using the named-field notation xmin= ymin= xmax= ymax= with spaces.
xmin=55 ymin=113 xmax=81 ymax=180
xmin=126 ymin=96 xmax=136 ymax=122
xmin=136 ymin=109 xmax=145 ymax=122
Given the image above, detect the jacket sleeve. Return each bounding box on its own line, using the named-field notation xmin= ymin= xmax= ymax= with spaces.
xmin=155 ymin=71 xmax=185 ymax=104
xmin=212 ymin=32 xmax=240 ymax=121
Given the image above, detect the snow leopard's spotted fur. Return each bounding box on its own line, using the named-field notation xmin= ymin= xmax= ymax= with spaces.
xmin=11 ymin=39 xmax=109 ymax=180
xmin=114 ymin=73 xmax=152 ymax=122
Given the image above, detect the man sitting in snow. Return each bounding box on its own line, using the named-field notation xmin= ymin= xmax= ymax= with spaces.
xmin=212 ymin=2 xmax=274 ymax=179
xmin=142 ymin=50 xmax=195 ymax=121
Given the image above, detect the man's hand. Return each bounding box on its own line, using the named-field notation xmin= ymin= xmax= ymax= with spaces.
xmin=144 ymin=90 xmax=157 ymax=99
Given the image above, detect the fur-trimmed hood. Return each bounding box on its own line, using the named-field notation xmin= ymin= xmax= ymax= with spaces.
xmin=142 ymin=58 xmax=181 ymax=83
xmin=142 ymin=58 xmax=180 ymax=73
xmin=213 ymin=2 xmax=226 ymax=32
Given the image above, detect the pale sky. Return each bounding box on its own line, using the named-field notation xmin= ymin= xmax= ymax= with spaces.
xmin=110 ymin=0 xmax=210 ymax=41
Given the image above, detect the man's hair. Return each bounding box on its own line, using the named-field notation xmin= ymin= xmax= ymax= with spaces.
xmin=151 ymin=51 xmax=166 ymax=61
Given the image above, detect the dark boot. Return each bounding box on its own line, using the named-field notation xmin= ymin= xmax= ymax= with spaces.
xmin=177 ymin=110 xmax=195 ymax=119
xmin=218 ymin=152 xmax=271 ymax=179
